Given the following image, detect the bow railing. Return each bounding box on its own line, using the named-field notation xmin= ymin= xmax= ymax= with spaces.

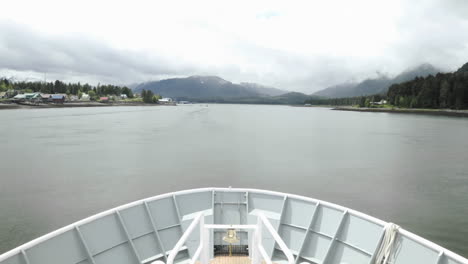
xmin=252 ymin=213 xmax=294 ymax=264
xmin=165 ymin=212 xmax=208 ymax=264
xmin=164 ymin=211 xmax=293 ymax=264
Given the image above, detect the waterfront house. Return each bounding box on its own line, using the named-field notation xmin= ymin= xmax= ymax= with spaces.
xmin=13 ymin=94 xmax=26 ymax=101
xmin=120 ymin=94 xmax=128 ymax=99
xmin=13 ymin=93 xmax=41 ymax=102
xmin=160 ymin=97 xmax=173 ymax=102
xmin=5 ymin=89 xmax=16 ymax=98
xmin=51 ymin=94 xmax=66 ymax=104
xmin=80 ymin=93 xmax=90 ymax=101
xmin=29 ymin=93 xmax=43 ymax=103
xmin=69 ymin=95 xmax=79 ymax=101
xmin=25 ymin=93 xmax=40 ymax=100
xmin=0 ymin=92 xmax=6 ymax=99
xmin=372 ymin=99 xmax=387 ymax=105
xmin=100 ymin=97 xmax=110 ymax=103
xmin=41 ymin=94 xmax=52 ymax=103
xmin=159 ymin=98 xmax=173 ymax=104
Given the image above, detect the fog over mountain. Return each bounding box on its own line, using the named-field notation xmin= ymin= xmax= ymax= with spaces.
xmin=313 ymin=64 xmax=441 ymax=98
xmin=1 ymin=0 xmax=468 ymax=93
xmin=238 ymin=83 xmax=286 ymax=96
xmin=133 ymin=76 xmax=286 ymax=99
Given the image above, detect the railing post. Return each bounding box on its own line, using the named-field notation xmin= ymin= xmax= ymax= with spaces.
xmin=167 ymin=212 xmax=204 ymax=264
xmin=200 ymin=215 xmax=209 ymax=264
xmin=257 ymin=213 xmax=294 ymax=264
xmin=251 ymin=215 xmax=263 ymax=264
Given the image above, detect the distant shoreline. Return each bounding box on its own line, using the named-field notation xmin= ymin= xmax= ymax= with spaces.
xmin=332 ymin=106 xmax=468 ymax=117
xmin=0 ymin=102 xmax=166 ymax=110
xmin=3 ymin=103 xmax=468 ymax=118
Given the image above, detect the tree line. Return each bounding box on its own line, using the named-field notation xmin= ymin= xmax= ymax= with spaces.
xmin=0 ymin=78 xmax=134 ymax=100
xmin=141 ymin=90 xmax=161 ymax=103
xmin=387 ymin=68 xmax=468 ymax=109
xmin=305 ymin=62 xmax=468 ymax=110
xmin=304 ymin=94 xmax=386 ymax=107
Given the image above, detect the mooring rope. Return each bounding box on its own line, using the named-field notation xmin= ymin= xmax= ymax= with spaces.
xmin=373 ymin=223 xmax=400 ymax=264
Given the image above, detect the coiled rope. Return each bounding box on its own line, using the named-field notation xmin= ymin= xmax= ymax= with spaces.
xmin=373 ymin=223 xmax=400 ymax=264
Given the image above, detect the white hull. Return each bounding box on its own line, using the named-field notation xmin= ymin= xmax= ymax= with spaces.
xmin=0 ymin=188 xmax=467 ymax=264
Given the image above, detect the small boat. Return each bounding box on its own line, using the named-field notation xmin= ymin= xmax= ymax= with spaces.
xmin=1 ymin=187 xmax=467 ymax=264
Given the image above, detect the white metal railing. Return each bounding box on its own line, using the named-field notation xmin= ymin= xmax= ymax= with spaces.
xmin=253 ymin=212 xmax=294 ymax=264
xmin=165 ymin=212 xmax=207 ymax=264
xmin=3 ymin=188 xmax=468 ymax=264
xmin=164 ymin=211 xmax=294 ymax=264
xmin=0 ymin=187 xmax=468 ymax=264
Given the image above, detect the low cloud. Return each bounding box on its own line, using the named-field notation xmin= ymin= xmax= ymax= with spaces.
xmin=0 ymin=22 xmax=196 ymax=85
xmin=1 ymin=0 xmax=468 ymax=93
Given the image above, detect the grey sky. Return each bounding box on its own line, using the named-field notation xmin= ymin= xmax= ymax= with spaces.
xmin=0 ymin=0 xmax=467 ymax=93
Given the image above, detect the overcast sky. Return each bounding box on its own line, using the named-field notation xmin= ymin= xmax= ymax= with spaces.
xmin=1 ymin=0 xmax=468 ymax=93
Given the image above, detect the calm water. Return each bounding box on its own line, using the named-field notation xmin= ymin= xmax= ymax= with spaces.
xmin=1 ymin=104 xmax=468 ymax=256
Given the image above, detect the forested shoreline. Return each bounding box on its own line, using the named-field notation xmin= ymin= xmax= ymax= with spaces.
xmin=305 ymin=62 xmax=468 ymax=110
xmin=3 ymin=62 xmax=468 ymax=109
xmin=0 ymin=79 xmax=134 ymax=100
xmin=387 ymin=63 xmax=468 ymax=109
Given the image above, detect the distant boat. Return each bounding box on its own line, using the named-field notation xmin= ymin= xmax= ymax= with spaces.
xmin=1 ymin=188 xmax=467 ymax=264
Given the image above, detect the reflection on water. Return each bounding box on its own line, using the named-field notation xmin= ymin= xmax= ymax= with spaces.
xmin=0 ymin=105 xmax=468 ymax=256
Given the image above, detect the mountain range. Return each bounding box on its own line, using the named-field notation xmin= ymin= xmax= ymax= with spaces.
xmin=133 ymin=76 xmax=287 ymax=99
xmin=313 ymin=63 xmax=441 ymax=98
xmin=131 ymin=63 xmax=443 ymax=104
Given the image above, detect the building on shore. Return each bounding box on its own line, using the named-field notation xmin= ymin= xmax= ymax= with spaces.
xmin=159 ymin=98 xmax=174 ymax=104
xmin=13 ymin=94 xmax=26 ymax=100
xmin=41 ymin=94 xmax=52 ymax=103
xmin=160 ymin=97 xmax=173 ymax=102
xmin=100 ymin=97 xmax=110 ymax=103
xmin=80 ymin=93 xmax=90 ymax=101
xmin=13 ymin=93 xmax=42 ymax=102
xmin=5 ymin=89 xmax=16 ymax=98
xmin=371 ymin=99 xmax=387 ymax=105
xmin=51 ymin=94 xmax=66 ymax=104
